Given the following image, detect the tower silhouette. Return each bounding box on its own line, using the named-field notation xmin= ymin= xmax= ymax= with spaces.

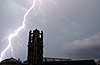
xmin=27 ymin=29 xmax=43 ymax=65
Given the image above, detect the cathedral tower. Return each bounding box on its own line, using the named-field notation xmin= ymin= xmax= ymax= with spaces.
xmin=27 ymin=29 xmax=43 ymax=65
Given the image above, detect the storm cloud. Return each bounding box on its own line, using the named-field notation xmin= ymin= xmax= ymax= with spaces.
xmin=0 ymin=0 xmax=100 ymax=61
xmin=63 ymin=32 xmax=100 ymax=59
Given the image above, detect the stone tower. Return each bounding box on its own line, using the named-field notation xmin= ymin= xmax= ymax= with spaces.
xmin=27 ymin=29 xmax=43 ymax=65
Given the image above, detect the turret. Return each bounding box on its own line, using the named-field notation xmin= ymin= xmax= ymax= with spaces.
xmin=41 ymin=31 xmax=43 ymax=40
xmin=28 ymin=30 xmax=32 ymax=44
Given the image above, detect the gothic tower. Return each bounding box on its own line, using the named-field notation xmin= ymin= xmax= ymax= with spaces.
xmin=27 ymin=29 xmax=43 ymax=65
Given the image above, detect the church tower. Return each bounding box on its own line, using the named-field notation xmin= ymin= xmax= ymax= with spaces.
xmin=27 ymin=29 xmax=43 ymax=65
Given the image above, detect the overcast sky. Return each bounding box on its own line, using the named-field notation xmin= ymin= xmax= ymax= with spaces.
xmin=0 ymin=0 xmax=100 ymax=61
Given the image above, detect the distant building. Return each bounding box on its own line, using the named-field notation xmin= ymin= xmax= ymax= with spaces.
xmin=0 ymin=29 xmax=97 ymax=65
xmin=0 ymin=57 xmax=22 ymax=65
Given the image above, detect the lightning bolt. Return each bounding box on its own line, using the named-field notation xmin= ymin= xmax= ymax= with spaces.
xmin=0 ymin=0 xmax=56 ymax=62
xmin=0 ymin=0 xmax=36 ymax=62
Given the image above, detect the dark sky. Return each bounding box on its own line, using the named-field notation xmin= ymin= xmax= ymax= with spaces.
xmin=0 ymin=0 xmax=100 ymax=61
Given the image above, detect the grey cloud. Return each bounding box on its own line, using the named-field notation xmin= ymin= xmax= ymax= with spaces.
xmin=62 ymin=32 xmax=100 ymax=59
xmin=0 ymin=0 xmax=100 ymax=61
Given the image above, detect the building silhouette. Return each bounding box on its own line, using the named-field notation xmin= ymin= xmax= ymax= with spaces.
xmin=0 ymin=57 xmax=22 ymax=65
xmin=27 ymin=29 xmax=43 ymax=65
xmin=0 ymin=29 xmax=97 ymax=65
